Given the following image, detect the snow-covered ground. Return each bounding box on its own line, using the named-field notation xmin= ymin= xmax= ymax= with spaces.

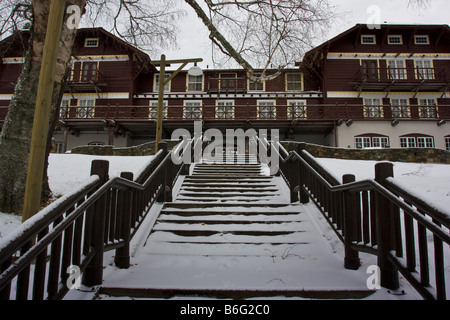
xmin=0 ymin=153 xmax=449 ymax=300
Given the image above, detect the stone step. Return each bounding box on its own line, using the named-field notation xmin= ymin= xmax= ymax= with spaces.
xmin=152 ymin=221 xmax=304 ymax=233
xmin=147 ymin=230 xmax=306 ymax=244
xmin=177 ymin=192 xmax=280 ymax=198
xmin=139 ymin=242 xmax=308 ymax=257
xmin=97 ymin=287 xmax=376 ymax=300
xmin=180 ymin=187 xmax=279 ymax=192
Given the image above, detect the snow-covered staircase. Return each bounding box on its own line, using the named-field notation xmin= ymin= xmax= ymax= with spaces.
xmin=89 ymin=154 xmax=376 ymax=300
xmin=147 ymin=156 xmax=305 ymax=256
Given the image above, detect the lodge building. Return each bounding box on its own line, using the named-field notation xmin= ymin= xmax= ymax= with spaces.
xmin=1 ymin=24 xmax=449 ymax=152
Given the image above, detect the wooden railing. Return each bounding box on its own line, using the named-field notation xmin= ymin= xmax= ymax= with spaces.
xmin=274 ymin=141 xmax=450 ymax=300
xmin=0 ymin=141 xmax=187 ymax=300
xmin=53 ymin=104 xmax=450 ymax=122
xmin=353 ymin=66 xmax=450 ymax=83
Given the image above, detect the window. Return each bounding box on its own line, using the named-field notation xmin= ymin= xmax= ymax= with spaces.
xmin=183 ymin=101 xmax=202 ymax=119
xmin=84 ymin=38 xmax=99 ymax=47
xmin=400 ymin=135 xmax=434 ymax=148
xmin=373 ymin=137 xmax=390 ymax=148
xmin=388 ymin=60 xmax=407 ymax=80
xmin=220 ymin=73 xmax=237 ymax=90
xmin=286 ymin=73 xmax=303 ymax=91
xmin=415 ymin=60 xmax=435 ymax=80
xmin=361 ymin=35 xmax=376 ymax=44
xmin=287 ymin=100 xmax=307 ymax=119
xmin=149 ymin=101 xmax=168 ymax=120
xmin=364 ymin=98 xmax=383 ymax=118
xmin=417 ymin=137 xmax=434 ymax=148
xmin=81 ymin=62 xmax=98 ymax=82
xmin=258 ymin=100 xmax=276 ymax=119
xmin=391 ymin=98 xmax=410 ymax=118
xmin=362 ymin=60 xmax=379 ymax=80
xmin=155 ymin=74 xmax=171 ymax=92
xmin=216 ymin=100 xmax=234 ymax=119
xmin=248 ymin=74 xmax=264 ymax=91
xmin=60 ymin=99 xmax=70 ymax=118
xmin=388 ymin=35 xmax=403 ymax=45
xmin=419 ymin=99 xmax=437 ymax=118
xmin=414 ymin=35 xmax=430 ymax=45
xmin=76 ymin=98 xmax=95 ymax=119
xmin=445 ymin=137 xmax=450 ymax=152
xmin=355 ymin=137 xmax=371 ymax=149
xmin=400 ymin=137 xmax=416 ymax=148
xmin=187 ymin=74 xmax=203 ymax=92
xmin=355 ymin=135 xmax=389 ymax=149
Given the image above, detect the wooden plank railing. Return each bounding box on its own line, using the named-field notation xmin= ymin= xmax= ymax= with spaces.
xmin=0 ymin=141 xmax=187 ymax=300
xmin=273 ymin=140 xmax=450 ymax=300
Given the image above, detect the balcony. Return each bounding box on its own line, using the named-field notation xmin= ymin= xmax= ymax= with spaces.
xmin=65 ymin=69 xmax=107 ymax=94
xmin=56 ymin=103 xmax=450 ymax=122
xmin=351 ymin=66 xmax=450 ymax=94
xmin=207 ymin=77 xmax=247 ymax=94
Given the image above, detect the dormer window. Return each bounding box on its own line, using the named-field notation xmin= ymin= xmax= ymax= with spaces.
xmin=84 ymin=38 xmax=99 ymax=47
xmin=361 ymin=35 xmax=376 ymax=44
xmin=414 ymin=35 xmax=430 ymax=45
xmin=388 ymin=35 xmax=403 ymax=45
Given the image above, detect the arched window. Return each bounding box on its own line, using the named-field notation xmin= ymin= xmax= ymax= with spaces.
xmin=400 ymin=134 xmax=434 ymax=148
xmin=355 ymin=134 xmax=390 ymax=149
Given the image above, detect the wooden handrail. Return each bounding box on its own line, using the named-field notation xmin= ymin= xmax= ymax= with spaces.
xmin=272 ymin=140 xmax=450 ymax=300
xmin=0 ymin=141 xmax=187 ymax=300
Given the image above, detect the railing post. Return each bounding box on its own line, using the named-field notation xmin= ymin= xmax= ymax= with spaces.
xmin=115 ymin=172 xmax=133 ymax=269
xmin=157 ymin=141 xmax=169 ymax=203
xmin=375 ymin=162 xmax=399 ymax=290
xmin=297 ymin=143 xmax=309 ymax=204
xmin=83 ymin=160 xmax=109 ymax=287
xmin=343 ymin=174 xmax=361 ymax=270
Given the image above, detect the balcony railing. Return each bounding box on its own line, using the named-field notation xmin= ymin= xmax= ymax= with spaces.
xmin=354 ymin=67 xmax=450 ymax=83
xmin=207 ymin=77 xmax=247 ymax=94
xmin=52 ymin=104 xmax=450 ymax=122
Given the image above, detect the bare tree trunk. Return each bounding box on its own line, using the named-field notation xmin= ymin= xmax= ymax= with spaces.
xmin=0 ymin=0 xmax=86 ymax=214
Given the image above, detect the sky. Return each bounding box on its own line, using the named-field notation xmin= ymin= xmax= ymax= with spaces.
xmin=161 ymin=0 xmax=449 ymax=70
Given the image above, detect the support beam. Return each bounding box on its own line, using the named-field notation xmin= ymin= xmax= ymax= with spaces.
xmin=22 ymin=0 xmax=66 ymax=222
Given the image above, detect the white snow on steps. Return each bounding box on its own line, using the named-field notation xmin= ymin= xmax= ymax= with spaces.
xmin=80 ymin=159 xmax=376 ymax=300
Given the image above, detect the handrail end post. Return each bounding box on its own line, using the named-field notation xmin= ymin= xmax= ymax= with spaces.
xmin=343 ymin=174 xmax=361 ymax=270
xmin=115 ymin=172 xmax=133 ymax=269
xmin=375 ymin=162 xmax=400 ymax=290
xmin=83 ymin=160 xmax=109 ymax=287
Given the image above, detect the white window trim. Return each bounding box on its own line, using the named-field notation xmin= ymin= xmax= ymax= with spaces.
xmin=361 ymin=35 xmax=376 ymax=44
xmin=257 ymin=100 xmax=276 ymax=119
xmin=154 ymin=73 xmax=171 ymax=92
xmin=149 ymin=101 xmax=168 ymax=119
xmin=186 ymin=74 xmax=204 ymax=92
xmin=84 ymin=38 xmax=99 ymax=48
xmin=248 ymin=73 xmax=265 ymax=92
xmin=183 ymin=100 xmax=202 ymax=119
xmin=414 ymin=35 xmax=430 ymax=45
xmin=388 ymin=35 xmax=403 ymax=45
xmin=285 ymin=73 xmax=304 ymax=91
xmin=287 ymin=100 xmax=307 ymax=119
xmin=215 ymin=100 xmax=235 ymax=119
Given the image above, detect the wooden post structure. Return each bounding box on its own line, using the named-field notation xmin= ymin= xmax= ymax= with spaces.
xmin=22 ymin=0 xmax=66 ymax=222
xmin=343 ymin=174 xmax=361 ymax=270
xmin=153 ymin=56 xmax=203 ymax=154
xmin=375 ymin=162 xmax=400 ymax=290
xmin=83 ymin=160 xmax=109 ymax=287
xmin=115 ymin=172 xmax=133 ymax=269
xmin=155 ymin=54 xmax=166 ymax=153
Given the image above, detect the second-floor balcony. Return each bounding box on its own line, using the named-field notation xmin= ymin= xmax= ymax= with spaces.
xmin=54 ymin=103 xmax=450 ymax=122
xmin=351 ymin=66 xmax=450 ymax=93
xmin=65 ymin=68 xmax=107 ymax=93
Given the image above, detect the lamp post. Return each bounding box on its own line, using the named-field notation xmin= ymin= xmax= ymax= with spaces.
xmin=152 ymin=55 xmax=203 ymax=153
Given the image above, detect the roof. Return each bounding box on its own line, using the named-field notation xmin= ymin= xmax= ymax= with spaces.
xmin=300 ymin=23 xmax=450 ymax=64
